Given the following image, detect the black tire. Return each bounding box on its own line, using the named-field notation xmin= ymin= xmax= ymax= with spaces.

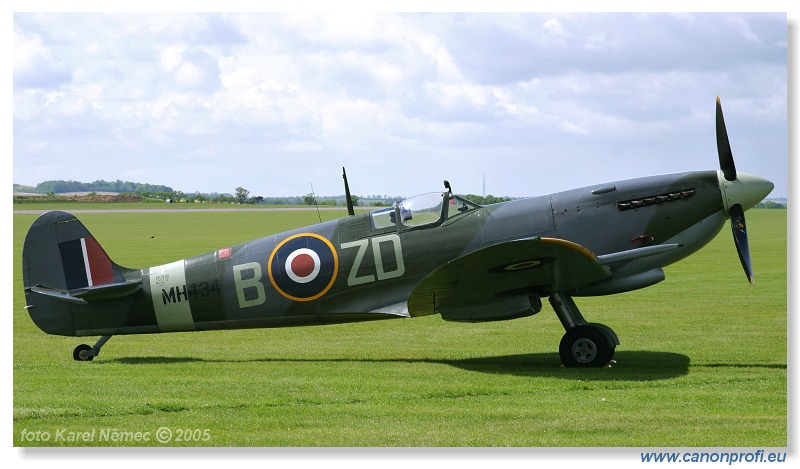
xmin=559 ymin=325 xmax=615 ymax=367
xmin=73 ymin=344 xmax=94 ymax=361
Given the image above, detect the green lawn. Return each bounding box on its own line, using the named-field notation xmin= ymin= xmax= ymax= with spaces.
xmin=12 ymin=208 xmax=787 ymax=447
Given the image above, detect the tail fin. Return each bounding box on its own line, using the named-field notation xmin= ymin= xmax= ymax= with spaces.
xmin=22 ymin=211 xmax=140 ymax=336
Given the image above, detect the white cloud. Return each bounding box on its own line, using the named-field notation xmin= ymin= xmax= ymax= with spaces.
xmin=13 ymin=29 xmax=45 ymax=73
xmin=582 ymin=32 xmax=608 ymax=51
xmin=13 ymin=27 xmax=71 ymax=89
xmin=11 ymin=12 xmax=788 ymax=198
xmin=424 ymin=82 xmax=489 ymax=109
xmin=726 ymin=16 xmax=760 ymax=44
xmin=281 ymin=140 xmax=323 ymax=153
xmin=542 ymin=18 xmax=567 ymax=41
xmin=175 ymin=61 xmax=205 ymax=87
xmin=160 ymin=45 xmax=185 ymax=73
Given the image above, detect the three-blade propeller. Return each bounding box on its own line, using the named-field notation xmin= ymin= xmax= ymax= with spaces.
xmin=716 ymin=97 xmax=754 ymax=284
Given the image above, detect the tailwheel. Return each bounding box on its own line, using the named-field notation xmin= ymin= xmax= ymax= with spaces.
xmin=559 ymin=324 xmax=616 ymax=368
xmin=73 ymin=344 xmax=94 ymax=361
xmin=72 ymin=335 xmax=111 ymax=362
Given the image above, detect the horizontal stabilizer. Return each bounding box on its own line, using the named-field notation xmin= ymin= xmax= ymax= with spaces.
xmin=29 ymin=285 xmax=88 ymax=305
xmin=28 ymin=280 xmax=143 ymax=305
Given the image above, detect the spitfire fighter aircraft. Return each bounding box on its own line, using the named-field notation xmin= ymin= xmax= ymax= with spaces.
xmin=22 ymin=98 xmax=774 ymax=367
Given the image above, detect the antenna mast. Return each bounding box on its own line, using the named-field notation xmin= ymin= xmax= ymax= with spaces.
xmin=309 ymin=183 xmax=322 ymax=223
xmin=343 ymin=167 xmax=355 ymax=216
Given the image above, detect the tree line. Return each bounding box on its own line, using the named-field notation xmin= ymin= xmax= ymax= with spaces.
xmin=27 ymin=179 xmax=174 ymax=194
xmin=755 ymin=201 xmax=787 ymax=209
xmin=16 ymin=179 xmax=515 ymax=207
xmin=461 ymin=194 xmax=512 ymax=205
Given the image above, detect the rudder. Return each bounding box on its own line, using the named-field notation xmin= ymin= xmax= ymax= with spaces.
xmin=23 ymin=211 xmax=125 ymax=289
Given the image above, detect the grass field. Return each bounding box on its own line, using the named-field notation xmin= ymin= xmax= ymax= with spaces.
xmin=12 ymin=208 xmax=787 ymax=447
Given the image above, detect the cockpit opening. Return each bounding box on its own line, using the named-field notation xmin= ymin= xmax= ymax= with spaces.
xmin=370 ymin=192 xmax=480 ymax=230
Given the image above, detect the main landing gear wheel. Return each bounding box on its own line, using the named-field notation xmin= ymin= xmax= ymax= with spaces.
xmin=559 ymin=325 xmax=615 ymax=368
xmin=549 ymin=293 xmax=618 ymax=368
xmin=73 ymin=344 xmax=94 ymax=361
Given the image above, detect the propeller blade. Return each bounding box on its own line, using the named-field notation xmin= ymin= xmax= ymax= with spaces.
xmin=729 ymin=203 xmax=754 ymax=284
xmin=716 ymin=96 xmax=737 ymax=181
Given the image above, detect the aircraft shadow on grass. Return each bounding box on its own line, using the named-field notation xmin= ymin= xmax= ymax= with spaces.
xmin=108 ymin=350 xmax=691 ymax=381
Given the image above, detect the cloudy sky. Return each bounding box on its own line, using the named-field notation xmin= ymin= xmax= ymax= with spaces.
xmin=11 ymin=10 xmax=788 ymax=199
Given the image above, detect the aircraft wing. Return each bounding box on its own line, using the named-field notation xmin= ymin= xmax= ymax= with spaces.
xmin=407 ymin=237 xmax=612 ymax=320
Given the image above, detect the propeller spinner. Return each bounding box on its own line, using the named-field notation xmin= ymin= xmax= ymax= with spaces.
xmin=714 ymin=97 xmax=774 ymax=284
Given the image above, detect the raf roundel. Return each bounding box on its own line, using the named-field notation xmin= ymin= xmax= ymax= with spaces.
xmin=268 ymin=233 xmax=339 ymax=302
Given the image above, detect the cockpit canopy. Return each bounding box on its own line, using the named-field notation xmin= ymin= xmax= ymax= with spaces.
xmin=370 ymin=192 xmax=480 ymax=230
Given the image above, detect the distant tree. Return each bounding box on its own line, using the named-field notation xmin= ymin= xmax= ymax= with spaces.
xmin=235 ymin=187 xmax=250 ymax=204
xmin=212 ymin=194 xmax=235 ymax=203
xmin=756 ymin=201 xmax=786 ymax=209
xmin=250 ymin=196 xmax=264 ymax=204
xmin=33 ymin=179 xmax=172 ymax=194
xmin=303 ymin=193 xmax=316 ymax=205
xmin=461 ymin=194 xmax=511 ymax=205
xmin=350 ymin=195 xmax=360 ymax=207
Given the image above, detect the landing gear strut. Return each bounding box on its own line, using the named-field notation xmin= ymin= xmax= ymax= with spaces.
xmin=549 ymin=293 xmax=618 ymax=367
xmin=73 ymin=335 xmax=112 ymax=361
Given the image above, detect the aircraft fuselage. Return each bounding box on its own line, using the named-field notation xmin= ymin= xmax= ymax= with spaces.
xmin=24 ymin=168 xmax=769 ymax=338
